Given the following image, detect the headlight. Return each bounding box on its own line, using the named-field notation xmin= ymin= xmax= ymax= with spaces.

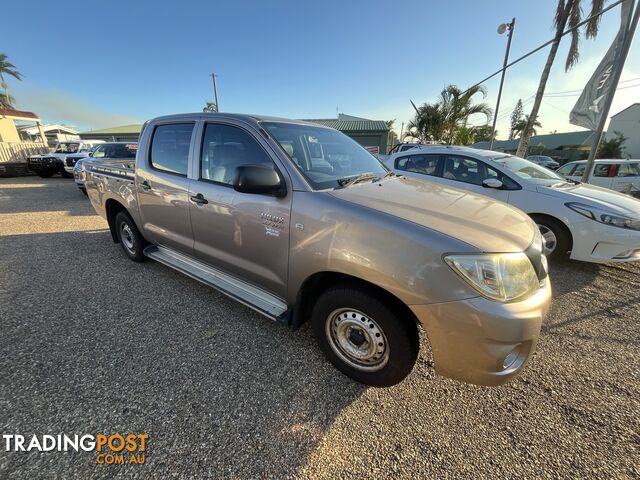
xmin=444 ymin=252 xmax=540 ymax=302
xmin=566 ymin=202 xmax=640 ymax=231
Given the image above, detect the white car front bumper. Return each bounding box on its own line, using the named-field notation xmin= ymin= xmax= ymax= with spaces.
xmin=570 ymin=218 xmax=640 ymax=263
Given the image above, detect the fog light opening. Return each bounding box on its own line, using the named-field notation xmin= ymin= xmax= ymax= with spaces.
xmin=503 ymin=345 xmax=522 ymax=370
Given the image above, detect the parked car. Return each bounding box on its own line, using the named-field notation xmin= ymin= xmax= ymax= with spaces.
xmin=376 ymin=143 xmax=434 ymax=162
xmin=74 ymin=144 xmax=138 ymax=196
xmin=84 ymin=113 xmax=551 ymax=387
xmin=556 ymin=159 xmax=640 ymax=197
xmin=66 ymin=141 xmax=137 ymax=175
xmin=526 ymin=155 xmax=560 ymax=170
xmin=73 ymin=158 xmax=89 ymax=195
xmin=27 ymin=140 xmax=104 ymax=178
xmin=384 ymin=145 xmax=640 ymax=263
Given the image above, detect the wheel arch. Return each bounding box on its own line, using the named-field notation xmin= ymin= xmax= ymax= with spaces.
xmin=105 ymin=199 xmax=129 ymax=243
xmin=291 ymin=271 xmax=421 ymax=333
xmin=528 ymin=212 xmax=574 ymax=251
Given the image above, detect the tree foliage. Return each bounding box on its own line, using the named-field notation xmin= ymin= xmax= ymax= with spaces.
xmin=0 ymin=53 xmax=22 ymax=109
xmin=405 ymin=84 xmax=492 ymax=145
xmin=509 ymin=99 xmax=523 ymax=140
xmin=512 ymin=115 xmax=542 ymax=138
xmin=596 ymin=131 xmax=626 ymax=159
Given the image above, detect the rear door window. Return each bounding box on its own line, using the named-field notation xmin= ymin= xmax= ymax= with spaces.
xmin=395 ymin=154 xmax=440 ymax=176
xmin=617 ymin=163 xmax=640 ymax=177
xmin=150 ymin=123 xmax=194 ymax=176
xmin=593 ymin=164 xmax=613 ymax=177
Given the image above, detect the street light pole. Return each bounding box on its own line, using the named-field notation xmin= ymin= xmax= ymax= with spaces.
xmin=489 ymin=18 xmax=515 ymax=150
xmin=211 ymin=73 xmax=220 ymax=112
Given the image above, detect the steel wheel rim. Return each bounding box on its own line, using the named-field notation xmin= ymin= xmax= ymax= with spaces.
xmin=325 ymin=308 xmax=389 ymax=372
xmin=121 ymin=223 xmax=135 ymax=253
xmin=537 ymin=224 xmax=557 ymax=255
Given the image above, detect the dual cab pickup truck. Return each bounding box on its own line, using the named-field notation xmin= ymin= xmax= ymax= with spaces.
xmin=85 ymin=113 xmax=551 ymax=387
xmin=28 ymin=140 xmax=104 ymax=178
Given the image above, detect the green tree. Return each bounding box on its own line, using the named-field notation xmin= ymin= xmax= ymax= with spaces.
xmin=509 ymin=99 xmax=523 ymax=140
xmin=0 ymin=53 xmax=23 ymax=109
xmin=516 ymin=0 xmax=605 ymax=157
xmin=596 ymin=131 xmax=626 ymax=158
xmin=513 ymin=115 xmax=542 ymax=138
xmin=386 ymin=119 xmax=399 ymax=148
xmin=405 ymin=84 xmax=491 ymax=144
xmin=453 ymin=126 xmax=476 ymax=145
xmin=470 ymin=124 xmax=497 ymax=143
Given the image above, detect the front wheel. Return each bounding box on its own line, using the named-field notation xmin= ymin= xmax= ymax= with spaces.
xmin=311 ymin=286 xmax=419 ymax=387
xmin=61 ymin=170 xmax=73 ymax=178
xmin=38 ymin=171 xmax=54 ymax=178
xmin=532 ymin=215 xmax=571 ymax=261
xmin=115 ymin=212 xmax=146 ymax=262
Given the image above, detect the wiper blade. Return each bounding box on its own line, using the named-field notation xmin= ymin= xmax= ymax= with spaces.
xmin=337 ymin=173 xmax=379 ymax=188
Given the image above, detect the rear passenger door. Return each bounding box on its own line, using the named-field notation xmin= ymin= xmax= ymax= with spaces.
xmin=189 ymin=121 xmax=292 ymax=297
xmin=437 ymin=154 xmax=511 ymax=202
xmin=591 ymin=163 xmax=614 ymax=189
xmin=136 ymin=122 xmax=196 ymax=254
xmin=393 ymin=153 xmax=441 ymax=181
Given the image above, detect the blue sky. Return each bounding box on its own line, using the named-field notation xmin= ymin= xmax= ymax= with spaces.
xmin=4 ymin=0 xmax=639 ymax=138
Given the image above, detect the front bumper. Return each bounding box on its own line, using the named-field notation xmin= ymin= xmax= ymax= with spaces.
xmin=410 ymin=280 xmax=551 ymax=386
xmin=569 ymin=219 xmax=640 ymax=263
xmin=27 ymin=156 xmax=63 ymax=173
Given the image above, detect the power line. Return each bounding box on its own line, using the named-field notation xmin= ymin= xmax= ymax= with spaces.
xmin=462 ymin=0 xmax=625 ymax=95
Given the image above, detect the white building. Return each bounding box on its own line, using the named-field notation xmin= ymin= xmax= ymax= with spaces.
xmin=607 ymin=103 xmax=640 ymax=158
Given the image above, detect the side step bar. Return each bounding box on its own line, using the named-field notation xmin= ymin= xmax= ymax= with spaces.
xmin=143 ymin=245 xmax=290 ymax=322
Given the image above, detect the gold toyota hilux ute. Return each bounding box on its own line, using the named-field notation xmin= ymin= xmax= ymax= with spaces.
xmin=84 ymin=113 xmax=551 ymax=387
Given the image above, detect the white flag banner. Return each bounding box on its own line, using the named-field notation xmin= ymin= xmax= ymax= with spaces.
xmin=569 ymin=0 xmax=632 ymax=130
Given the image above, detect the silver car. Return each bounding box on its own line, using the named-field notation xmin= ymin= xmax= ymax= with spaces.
xmin=84 ymin=113 xmax=551 ymax=387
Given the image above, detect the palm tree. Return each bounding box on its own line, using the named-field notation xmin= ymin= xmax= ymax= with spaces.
xmin=512 ymin=115 xmax=542 ymax=138
xmin=404 ymin=103 xmax=447 ymax=143
xmin=439 ymin=84 xmax=492 ymax=144
xmin=516 ymin=0 xmax=604 ymax=157
xmin=406 ymin=84 xmax=491 ymax=144
xmin=0 ymin=53 xmax=23 ymax=109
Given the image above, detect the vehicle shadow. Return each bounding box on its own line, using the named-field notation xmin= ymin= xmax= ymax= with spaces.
xmin=0 ymin=176 xmax=95 ymax=216
xmin=0 ymin=229 xmax=366 ymax=478
xmin=546 ymin=258 xmax=600 ymax=296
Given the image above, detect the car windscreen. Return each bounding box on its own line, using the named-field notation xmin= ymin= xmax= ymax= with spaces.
xmin=262 ymin=122 xmax=388 ymax=190
xmin=491 ymin=155 xmax=565 ymax=185
xmin=55 ymin=143 xmax=80 ymax=153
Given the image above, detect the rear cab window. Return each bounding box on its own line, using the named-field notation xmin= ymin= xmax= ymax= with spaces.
xmin=149 ymin=123 xmax=195 ymax=176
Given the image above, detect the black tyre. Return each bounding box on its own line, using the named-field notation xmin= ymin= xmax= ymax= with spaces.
xmin=311 ymin=285 xmax=419 ymax=387
xmin=80 ymin=187 xmax=88 ymax=197
xmin=61 ymin=170 xmax=73 ymax=178
xmin=531 ymin=215 xmax=571 ymax=261
xmin=38 ymin=171 xmax=54 ymax=178
xmin=115 ymin=212 xmax=146 ymax=262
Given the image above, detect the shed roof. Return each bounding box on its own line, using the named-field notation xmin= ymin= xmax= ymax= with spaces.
xmin=0 ymin=108 xmax=40 ymax=121
xmin=80 ymin=124 xmax=143 ymax=135
xmin=303 ymin=118 xmax=389 ymax=132
xmin=472 ymin=130 xmax=595 ymax=150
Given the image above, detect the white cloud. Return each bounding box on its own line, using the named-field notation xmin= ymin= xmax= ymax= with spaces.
xmin=11 ymin=83 xmax=140 ymax=131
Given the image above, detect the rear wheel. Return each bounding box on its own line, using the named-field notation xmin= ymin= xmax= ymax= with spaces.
xmin=531 ymin=215 xmax=571 ymax=261
xmin=311 ymin=285 xmax=418 ymax=387
xmin=115 ymin=212 xmax=146 ymax=262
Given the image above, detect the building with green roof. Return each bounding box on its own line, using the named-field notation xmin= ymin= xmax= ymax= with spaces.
xmin=79 ymin=124 xmax=142 ymax=142
xmin=79 ymin=113 xmax=390 ymax=153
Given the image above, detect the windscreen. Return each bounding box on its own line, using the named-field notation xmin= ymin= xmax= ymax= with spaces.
xmin=492 ymin=155 xmax=565 ymax=185
xmin=262 ymin=122 xmax=388 ymax=190
xmin=55 ymin=143 xmax=80 ymax=153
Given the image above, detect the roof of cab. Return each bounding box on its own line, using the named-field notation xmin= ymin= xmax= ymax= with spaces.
xmin=147 ymin=112 xmax=335 ymax=129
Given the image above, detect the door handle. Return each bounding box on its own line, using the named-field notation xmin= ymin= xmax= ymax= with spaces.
xmin=190 ymin=193 xmax=209 ymax=205
xmin=140 ymin=180 xmax=151 ymax=191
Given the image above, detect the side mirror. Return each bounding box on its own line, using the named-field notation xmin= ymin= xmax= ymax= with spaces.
xmin=233 ymin=164 xmax=286 ymax=197
xmin=482 ymin=178 xmax=504 ymax=189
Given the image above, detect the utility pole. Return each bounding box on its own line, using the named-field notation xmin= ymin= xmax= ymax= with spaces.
xmin=211 ymin=73 xmax=220 ymax=112
xmin=582 ymin=0 xmax=638 ymax=182
xmin=490 ymin=18 xmax=515 ymax=150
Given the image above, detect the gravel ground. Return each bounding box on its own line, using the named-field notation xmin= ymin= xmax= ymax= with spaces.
xmin=0 ymin=176 xmax=639 ymax=479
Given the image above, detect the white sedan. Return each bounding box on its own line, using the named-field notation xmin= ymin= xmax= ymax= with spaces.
xmin=384 ymin=145 xmax=640 ymax=263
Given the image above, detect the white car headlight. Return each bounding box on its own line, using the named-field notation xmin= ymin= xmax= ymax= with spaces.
xmin=566 ymin=202 xmax=640 ymax=231
xmin=445 ymin=252 xmax=540 ymax=303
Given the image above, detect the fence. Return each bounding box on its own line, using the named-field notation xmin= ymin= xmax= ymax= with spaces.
xmin=0 ymin=142 xmax=50 ymax=163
